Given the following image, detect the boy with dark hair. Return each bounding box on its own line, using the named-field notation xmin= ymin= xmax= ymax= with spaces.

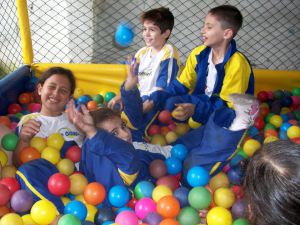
xmin=152 ymin=5 xmax=254 ymax=127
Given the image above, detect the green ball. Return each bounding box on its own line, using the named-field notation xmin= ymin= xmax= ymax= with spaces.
xmin=177 ymin=207 xmax=200 ymax=225
xmin=263 ymin=123 xmax=276 ymax=131
xmin=264 ymin=113 xmax=275 ymax=123
xmin=273 ymin=90 xmax=284 ymax=100
xmin=93 ymin=94 xmax=104 ymax=104
xmin=233 ymin=218 xmax=251 ymax=225
xmin=58 ymin=214 xmax=81 ymax=225
xmin=188 ymin=187 xmax=211 ymax=210
xmin=293 ymin=110 xmax=300 ymax=120
xmin=237 ymin=149 xmax=249 ymax=159
xmin=292 ymin=87 xmax=300 ymax=97
xmin=104 ymin=92 xmax=116 ymax=103
xmin=1 ymin=133 xmax=18 ymax=151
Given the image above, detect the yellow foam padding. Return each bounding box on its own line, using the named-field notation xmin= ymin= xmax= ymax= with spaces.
xmin=31 ymin=63 xmax=300 ymax=97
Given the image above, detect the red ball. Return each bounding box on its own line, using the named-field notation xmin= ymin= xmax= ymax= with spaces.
xmin=149 ymin=159 xmax=167 ymax=179
xmin=7 ymin=103 xmax=22 ymax=114
xmin=0 ymin=184 xmax=11 ymax=206
xmin=0 ymin=177 xmax=20 ymax=195
xmin=48 ymin=173 xmax=71 ymax=196
xmin=158 ymin=110 xmax=172 ymax=125
xmin=18 ymin=92 xmax=32 ymax=104
xmin=127 ymin=197 xmax=138 ymax=209
xmin=257 ymin=91 xmax=269 ymax=102
xmin=148 ymin=124 xmax=161 ymax=136
xmin=254 ymin=116 xmax=265 ymax=130
xmin=65 ymin=145 xmax=82 ymax=163
xmin=156 ymin=175 xmax=179 ymax=192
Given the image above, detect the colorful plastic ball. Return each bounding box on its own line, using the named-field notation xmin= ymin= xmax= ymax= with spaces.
xmin=57 ymin=158 xmax=74 ymax=176
xmin=30 ymin=199 xmax=57 ymax=225
xmin=292 ymin=87 xmax=300 ymax=97
xmin=117 ymin=207 xmax=134 ymax=214
xmin=175 ymin=123 xmax=190 ymax=136
xmin=148 ymin=124 xmax=161 ymax=136
xmin=21 ymin=214 xmax=38 ymax=225
xmin=159 ymin=218 xmax=180 ymax=225
xmin=19 ymin=146 xmax=41 ymax=164
xmin=108 ymin=185 xmax=130 ymax=208
xmin=158 ymin=110 xmax=172 ymax=124
xmin=187 ymin=166 xmax=210 ymax=187
xmin=0 ymin=213 xmax=23 ymax=225
xmin=8 ymin=103 xmax=22 ymax=114
xmin=208 ymin=172 xmax=229 ymax=191
xmin=229 ymin=154 xmax=244 ymax=167
xmin=0 ymin=149 xmax=8 ymax=167
xmin=30 ymin=137 xmax=47 ymax=152
xmin=287 ymin=125 xmax=300 ymax=139
xmin=165 ymin=131 xmax=178 ymax=144
xmin=0 ymin=205 xmax=10 ymax=218
xmin=156 ymin=195 xmax=180 ymax=218
xmin=171 ymin=144 xmax=188 ymax=161
xmin=280 ymin=122 xmax=292 ymax=132
xmin=127 ymin=197 xmax=137 ymax=209
xmin=87 ymin=100 xmax=99 ymax=111
xmin=165 ymin=157 xmax=182 ymax=175
xmin=134 ymin=180 xmax=154 ymax=200
xmin=69 ymin=173 xmax=88 ymax=195
xmin=10 ymin=190 xmax=33 ymax=212
xmin=214 ymin=187 xmax=235 ymax=209
xmin=149 ymin=159 xmax=167 ymax=179
xmin=47 ymin=132 xmax=65 ymax=150
xmin=206 ymin=206 xmax=232 ymax=225
xmin=94 ymin=207 xmax=116 ymax=225
xmin=0 ymin=177 xmax=20 ymax=195
xmin=77 ymin=95 xmax=93 ymax=105
xmin=156 ymin=175 xmax=179 ymax=192
xmin=269 ymin=115 xmax=283 ymax=128
xmin=242 ymin=139 xmax=261 ymax=157
xmin=18 ymin=92 xmax=32 ymax=104
xmin=232 ymin=218 xmax=251 ymax=225
xmin=0 ymin=183 xmax=11 ymax=206
xmin=84 ymin=182 xmax=106 ymax=205
xmin=104 ymin=92 xmax=116 ymax=103
xmin=41 ymin=146 xmax=60 ymax=164
xmin=188 ymin=186 xmax=211 ymax=210
xmin=152 ymin=185 xmax=173 ymax=202
xmin=1 ymin=165 xmax=16 ymax=178
xmin=115 ymin=210 xmax=138 ymax=225
xmin=93 ymin=94 xmax=104 ymax=104
xmin=115 ymin=23 xmax=134 ymax=48
xmin=64 ymin=200 xmax=87 ymax=221
xmin=142 ymin=213 xmax=162 ymax=225
xmin=177 ymin=207 xmax=200 ymax=225
xmin=134 ymin=197 xmax=156 ymax=219
xmin=247 ymin=126 xmax=259 ymax=137
xmin=58 ymin=214 xmax=81 ymax=225
xmin=257 ymin=91 xmax=268 ymax=102
xmin=228 ymin=165 xmax=244 ymax=185
xmin=231 ymin=199 xmax=246 ymax=219
xmin=279 ymin=130 xmax=289 ymax=140
xmin=151 ymin=134 xmax=167 ymax=146
xmin=173 ymin=187 xmax=189 ymax=208
xmin=65 ymin=145 xmax=81 ymax=163
xmin=48 ymin=173 xmax=70 ymax=196
xmin=1 ymin=133 xmax=18 ymax=151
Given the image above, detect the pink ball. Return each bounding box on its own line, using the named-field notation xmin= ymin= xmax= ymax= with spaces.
xmin=291 ymin=95 xmax=300 ymax=106
xmin=134 ymin=197 xmax=157 ymax=220
xmin=222 ymin=163 xmax=230 ymax=173
xmin=31 ymin=103 xmax=42 ymax=113
xmin=115 ymin=210 xmax=139 ymax=225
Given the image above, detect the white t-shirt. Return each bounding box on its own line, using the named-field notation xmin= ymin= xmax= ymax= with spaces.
xmin=205 ymin=50 xmax=218 ymax=97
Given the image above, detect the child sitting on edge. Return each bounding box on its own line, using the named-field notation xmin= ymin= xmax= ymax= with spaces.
xmin=108 ymin=7 xmax=180 ymax=133
xmin=152 ymin=5 xmax=254 ymax=126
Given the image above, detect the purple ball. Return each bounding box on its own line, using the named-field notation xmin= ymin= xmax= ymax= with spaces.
xmin=143 ymin=212 xmax=162 ymax=225
xmin=231 ymin=199 xmax=246 ymax=219
xmin=174 ymin=187 xmax=190 ymax=208
xmin=10 ymin=190 xmax=33 ymax=212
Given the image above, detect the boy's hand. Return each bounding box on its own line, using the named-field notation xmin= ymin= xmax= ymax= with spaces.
xmin=19 ymin=119 xmax=41 ymax=142
xmin=108 ymin=94 xmax=124 ymax=111
xmin=172 ymin=103 xmax=195 ymax=121
xmin=143 ymin=100 xmax=154 ymax=113
xmin=124 ymin=56 xmax=138 ymax=91
xmin=67 ymin=100 xmax=97 ymax=138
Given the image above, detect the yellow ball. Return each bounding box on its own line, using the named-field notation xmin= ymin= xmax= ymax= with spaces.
xmin=175 ymin=123 xmax=190 ymax=136
xmin=206 ymin=207 xmax=232 ymax=225
xmin=1 ymin=165 xmax=17 ymax=178
xmin=243 ymin=139 xmax=261 ymax=157
xmin=85 ymin=203 xmax=97 ymax=222
xmin=22 ymin=214 xmax=38 ymax=225
xmin=0 ymin=149 xmax=8 ymax=166
xmin=280 ymin=107 xmax=290 ymax=114
xmin=287 ymin=125 xmax=300 ymax=139
xmin=69 ymin=173 xmax=88 ymax=195
xmin=152 ymin=185 xmax=172 ymax=202
xmin=165 ymin=131 xmax=178 ymax=144
xmin=264 ymin=136 xmax=279 ymax=144
xmin=188 ymin=117 xmax=202 ymax=129
xmin=269 ymin=115 xmax=283 ymax=128
xmin=61 ymin=196 xmax=71 ymax=206
xmin=57 ymin=158 xmax=74 ymax=176
xmin=30 ymin=137 xmax=47 ymax=152
xmin=214 ymin=187 xmax=235 ymax=209
xmin=30 ymin=200 xmax=57 ymax=225
xmin=75 ymin=194 xmax=87 ymax=204
xmin=47 ymin=133 xmax=64 ymax=151
xmin=209 ymin=172 xmax=230 ymax=191
xmin=0 ymin=213 xmax=24 ymax=225
xmin=41 ymin=147 xmax=61 ymax=165
xmin=151 ymin=134 xmax=167 ymax=146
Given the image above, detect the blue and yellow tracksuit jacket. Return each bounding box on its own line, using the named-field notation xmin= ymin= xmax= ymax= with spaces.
xmin=150 ymin=39 xmax=254 ymax=124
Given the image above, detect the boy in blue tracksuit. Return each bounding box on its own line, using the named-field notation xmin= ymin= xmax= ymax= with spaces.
xmin=150 ymin=5 xmax=254 ymax=126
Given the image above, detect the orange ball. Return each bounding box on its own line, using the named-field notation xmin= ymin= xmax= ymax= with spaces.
xmin=87 ymin=100 xmax=99 ymax=111
xmin=156 ymin=195 xmax=180 ymax=218
xmin=18 ymin=92 xmax=32 ymax=104
xmin=19 ymin=146 xmax=41 ymax=164
xmin=83 ymin=182 xmax=106 ymax=205
xmin=159 ymin=218 xmax=180 ymax=225
xmin=0 ymin=116 xmax=11 ymax=128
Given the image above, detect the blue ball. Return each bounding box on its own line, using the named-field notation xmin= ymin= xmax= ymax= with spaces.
xmin=77 ymin=95 xmax=92 ymax=105
xmin=171 ymin=144 xmax=188 ymax=160
xmin=187 ymin=166 xmax=210 ymax=187
xmin=230 ymin=154 xmax=244 ymax=167
xmin=108 ymin=185 xmax=130 ymax=208
xmin=280 ymin=122 xmax=292 ymax=132
xmin=64 ymin=200 xmax=87 ymax=221
xmin=174 ymin=187 xmax=190 ymax=208
xmin=115 ymin=23 xmax=134 ymax=47
xmin=247 ymin=126 xmax=259 ymax=137
xmin=279 ymin=130 xmax=288 ymax=140
xmin=165 ymin=157 xmax=182 ymax=175
xmin=228 ymin=165 xmax=244 ymax=185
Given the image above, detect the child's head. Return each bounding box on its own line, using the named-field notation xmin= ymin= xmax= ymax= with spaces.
xmin=244 ymin=140 xmax=300 ymax=225
xmin=141 ymin=7 xmax=174 ymax=48
xmin=38 ymin=67 xmax=76 ymax=116
xmin=90 ymin=108 xmax=132 ymax=143
xmin=201 ymin=5 xmax=243 ymax=47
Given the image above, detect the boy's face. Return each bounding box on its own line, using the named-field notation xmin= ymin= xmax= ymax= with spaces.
xmin=142 ymin=20 xmax=170 ymax=50
xmin=97 ymin=117 xmax=132 ymax=143
xmin=38 ymin=74 xmax=72 ymax=116
xmin=201 ymin=13 xmax=231 ymax=48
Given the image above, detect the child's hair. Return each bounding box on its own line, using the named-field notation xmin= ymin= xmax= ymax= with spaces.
xmin=89 ymin=107 xmax=121 ymax=127
xmin=38 ymin=67 xmax=76 ymax=95
xmin=141 ymin=7 xmax=174 ymax=36
xmin=244 ymin=140 xmax=300 ymax=225
xmin=209 ymin=5 xmax=243 ymax=37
